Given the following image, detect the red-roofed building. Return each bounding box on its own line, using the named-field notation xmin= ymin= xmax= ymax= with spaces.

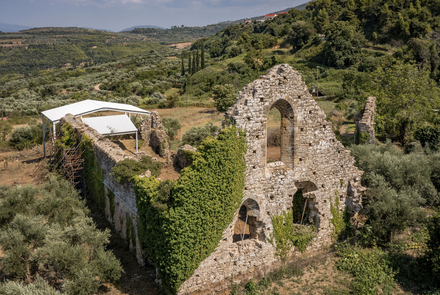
xmin=263 ymin=12 xmax=288 ymax=20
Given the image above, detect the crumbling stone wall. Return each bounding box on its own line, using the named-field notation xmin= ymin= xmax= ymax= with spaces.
xmin=178 ymin=64 xmax=365 ymax=294
xmin=61 ymin=114 xmax=144 ymax=265
xmin=173 ymin=144 xmax=197 ymax=172
xmin=139 ymin=111 xmax=171 ymax=160
xmin=354 ymin=96 xmax=376 ymax=144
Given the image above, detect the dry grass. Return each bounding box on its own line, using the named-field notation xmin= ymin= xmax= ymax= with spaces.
xmin=151 ymin=107 xmax=224 ymax=151
xmin=317 ymin=101 xmax=336 ymax=117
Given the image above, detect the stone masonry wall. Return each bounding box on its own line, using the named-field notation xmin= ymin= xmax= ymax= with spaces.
xmin=139 ymin=111 xmax=171 ymax=160
xmin=354 ymin=96 xmax=377 ymax=144
xmin=61 ymin=114 xmax=145 ymax=265
xmin=178 ymin=64 xmax=365 ymax=294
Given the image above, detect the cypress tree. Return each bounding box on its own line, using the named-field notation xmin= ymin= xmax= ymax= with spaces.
xmin=192 ymin=51 xmax=196 ymax=73
xmin=201 ymin=41 xmax=205 ymax=69
xmin=181 ymin=55 xmax=185 ymax=76
xmin=188 ymin=54 xmax=192 ymax=75
xmin=196 ymin=50 xmax=199 ymax=72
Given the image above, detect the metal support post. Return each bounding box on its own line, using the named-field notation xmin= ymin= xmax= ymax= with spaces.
xmin=42 ymin=114 xmax=46 ymax=158
xmin=135 ymin=131 xmax=138 ymax=153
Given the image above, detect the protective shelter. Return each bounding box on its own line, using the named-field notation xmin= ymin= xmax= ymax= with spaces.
xmin=41 ymin=100 xmax=150 ymax=156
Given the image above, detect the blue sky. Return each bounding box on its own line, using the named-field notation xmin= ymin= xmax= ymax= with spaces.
xmin=0 ymin=0 xmax=308 ymax=32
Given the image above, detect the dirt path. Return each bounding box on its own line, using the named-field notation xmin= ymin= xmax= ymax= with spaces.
xmin=94 ymin=83 xmax=102 ymax=91
xmin=166 ymin=42 xmax=192 ymax=49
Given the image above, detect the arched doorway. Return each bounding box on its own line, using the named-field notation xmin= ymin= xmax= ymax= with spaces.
xmin=233 ymin=199 xmax=261 ymax=243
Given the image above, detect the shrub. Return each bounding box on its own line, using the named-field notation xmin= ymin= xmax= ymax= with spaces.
xmin=415 ymin=126 xmax=440 ymax=151
xmin=212 ymin=84 xmax=237 ymax=112
xmin=181 ymin=122 xmax=218 ymax=147
xmin=426 ymin=212 xmax=440 ymax=282
xmin=0 ymin=276 xmax=60 ymax=295
xmin=9 ymin=119 xmax=44 ymax=150
xmin=162 ymin=117 xmax=181 ymax=140
xmin=350 ymin=143 xmax=430 ymax=242
xmin=0 ymin=120 xmax=12 ymax=142
xmin=112 ymin=156 xmax=161 ymax=183
xmin=269 ymin=209 xmax=316 ymax=261
xmin=0 ymin=176 xmax=122 ymax=293
xmin=134 ymin=126 xmax=247 ymax=293
xmin=336 ymin=243 xmax=395 ymax=295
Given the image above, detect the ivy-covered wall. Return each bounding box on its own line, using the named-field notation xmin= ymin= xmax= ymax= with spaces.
xmin=60 ymin=114 xmax=144 ymax=264
xmin=133 ymin=126 xmax=247 ymax=293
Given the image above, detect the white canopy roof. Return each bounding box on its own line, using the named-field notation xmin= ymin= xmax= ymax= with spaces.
xmin=41 ymin=99 xmax=150 ymax=123
xmin=82 ymin=115 xmax=138 ymax=136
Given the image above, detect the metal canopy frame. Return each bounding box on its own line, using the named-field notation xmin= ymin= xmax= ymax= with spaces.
xmin=82 ymin=115 xmax=140 ymax=153
xmin=42 ymin=100 xmax=150 ymax=157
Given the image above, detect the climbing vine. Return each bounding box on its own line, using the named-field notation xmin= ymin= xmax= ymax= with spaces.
xmin=80 ymin=135 xmax=106 ymax=212
xmin=330 ymin=192 xmax=353 ymax=240
xmin=355 ymin=126 xmax=370 ymax=145
xmin=126 ymin=215 xmax=136 ymax=249
xmin=134 ymin=126 xmax=247 ymax=293
xmin=269 ymin=209 xmax=317 ymax=261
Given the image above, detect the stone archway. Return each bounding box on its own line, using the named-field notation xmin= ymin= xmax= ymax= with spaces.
xmin=232 ymin=199 xmax=262 ymax=242
xmin=266 ymin=99 xmax=295 ymax=167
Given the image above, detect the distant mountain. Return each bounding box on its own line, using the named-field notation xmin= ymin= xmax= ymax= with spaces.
xmin=120 ymin=25 xmax=165 ymax=32
xmin=0 ymin=23 xmax=31 ymax=33
xmin=294 ymin=2 xmax=309 ymax=10
xmin=271 ymin=1 xmax=310 ymax=14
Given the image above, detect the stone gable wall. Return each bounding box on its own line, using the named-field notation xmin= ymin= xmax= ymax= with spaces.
xmin=178 ymin=64 xmax=365 ymax=294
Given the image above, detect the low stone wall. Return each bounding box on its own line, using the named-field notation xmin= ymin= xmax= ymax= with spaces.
xmin=61 ymin=114 xmax=144 ymax=265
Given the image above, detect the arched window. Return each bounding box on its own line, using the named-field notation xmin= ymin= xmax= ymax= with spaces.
xmin=265 ymin=99 xmax=295 ymax=167
xmin=267 ymin=108 xmax=281 ymax=163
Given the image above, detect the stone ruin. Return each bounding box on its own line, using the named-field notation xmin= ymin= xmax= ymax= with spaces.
xmin=354 ymin=96 xmax=376 ymax=144
xmin=139 ymin=111 xmax=171 ymax=160
xmin=58 ymin=64 xmax=365 ymax=294
xmin=60 ymin=114 xmax=145 ymax=264
xmin=173 ymin=144 xmax=197 ymax=172
xmin=178 ymin=64 xmax=365 ymax=294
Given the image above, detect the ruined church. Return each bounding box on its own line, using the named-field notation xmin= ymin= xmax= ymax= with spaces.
xmin=59 ymin=64 xmax=365 ymax=294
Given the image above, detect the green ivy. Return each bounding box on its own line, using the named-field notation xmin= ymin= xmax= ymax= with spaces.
xmin=268 ymin=210 xmax=294 ymax=261
xmin=112 ymin=156 xmax=161 ymax=184
xmin=355 ymin=126 xmax=370 ymax=145
xmin=133 ymin=126 xmax=246 ymax=293
xmin=80 ymin=135 xmax=105 ymax=212
xmin=126 ymin=215 xmax=136 ymax=249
